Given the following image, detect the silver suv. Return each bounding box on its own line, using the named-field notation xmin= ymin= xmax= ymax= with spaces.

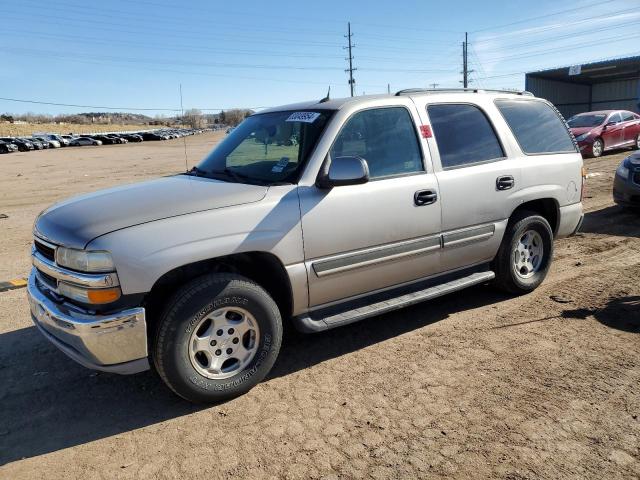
xmin=27 ymin=89 xmax=584 ymax=403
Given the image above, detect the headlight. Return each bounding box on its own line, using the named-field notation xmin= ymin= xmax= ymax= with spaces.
xmin=575 ymin=133 xmax=589 ymax=142
xmin=55 ymin=247 xmax=115 ymax=272
xmin=615 ymin=163 xmax=629 ymax=179
xmin=58 ymin=282 xmax=121 ymax=304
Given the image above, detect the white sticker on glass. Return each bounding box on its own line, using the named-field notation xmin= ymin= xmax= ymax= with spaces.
xmin=286 ymin=112 xmax=321 ymax=123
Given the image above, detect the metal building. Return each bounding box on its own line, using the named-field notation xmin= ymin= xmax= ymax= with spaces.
xmin=525 ymin=55 xmax=640 ymax=118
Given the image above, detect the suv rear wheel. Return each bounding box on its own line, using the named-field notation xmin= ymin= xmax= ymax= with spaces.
xmin=492 ymin=211 xmax=554 ymax=294
xmin=153 ymin=273 xmax=282 ymax=403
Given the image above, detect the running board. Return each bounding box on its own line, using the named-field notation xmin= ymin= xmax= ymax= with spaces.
xmin=294 ymin=269 xmax=496 ymax=333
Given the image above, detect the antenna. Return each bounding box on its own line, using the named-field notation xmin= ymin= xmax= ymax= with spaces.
xmin=179 ymin=83 xmax=188 ymax=172
xmin=319 ymin=86 xmax=331 ymax=103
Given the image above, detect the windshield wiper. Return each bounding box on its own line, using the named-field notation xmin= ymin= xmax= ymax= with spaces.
xmin=185 ymin=166 xmax=207 ymax=177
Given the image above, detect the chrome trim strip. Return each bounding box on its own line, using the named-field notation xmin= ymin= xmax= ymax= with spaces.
xmin=313 ymin=235 xmax=441 ymax=277
xmin=34 ymin=236 xmax=58 ymax=251
xmin=32 ymin=250 xmax=120 ymax=288
xmin=442 ymin=224 xmax=495 ymax=248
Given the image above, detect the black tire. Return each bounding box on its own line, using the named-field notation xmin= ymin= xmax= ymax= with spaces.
xmin=153 ymin=273 xmax=282 ymax=403
xmin=492 ymin=211 xmax=554 ymax=295
xmin=591 ymin=138 xmax=604 ymax=158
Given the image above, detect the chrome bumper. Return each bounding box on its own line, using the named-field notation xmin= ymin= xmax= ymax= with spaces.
xmin=27 ymin=269 xmax=150 ymax=375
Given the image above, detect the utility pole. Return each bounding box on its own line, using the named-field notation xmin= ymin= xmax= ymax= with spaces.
xmin=429 ymin=83 xmax=439 ymax=89
xmin=387 ymin=83 xmax=390 ymax=94
xmin=344 ymin=22 xmax=356 ymax=97
xmin=461 ymin=32 xmax=474 ymax=88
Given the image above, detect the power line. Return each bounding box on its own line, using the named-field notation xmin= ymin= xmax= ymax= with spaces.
xmin=471 ymin=0 xmax=619 ymax=33
xmin=0 ymin=96 xmax=266 ymax=112
xmin=474 ymin=6 xmax=639 ymax=42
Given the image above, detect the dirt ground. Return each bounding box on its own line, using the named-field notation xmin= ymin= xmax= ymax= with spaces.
xmin=0 ymin=135 xmax=638 ymax=479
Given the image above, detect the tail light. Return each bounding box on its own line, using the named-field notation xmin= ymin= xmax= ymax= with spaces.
xmin=580 ymin=166 xmax=586 ymax=201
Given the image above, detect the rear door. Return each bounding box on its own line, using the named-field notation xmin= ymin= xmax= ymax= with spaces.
xmin=621 ymin=111 xmax=640 ymax=144
xmin=419 ymin=100 xmax=519 ymax=272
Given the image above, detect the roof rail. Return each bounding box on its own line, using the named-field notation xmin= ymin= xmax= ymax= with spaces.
xmin=395 ymin=88 xmax=534 ymax=97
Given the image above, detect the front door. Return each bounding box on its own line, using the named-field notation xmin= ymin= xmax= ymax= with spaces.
xmin=299 ymin=106 xmax=442 ymax=307
xmin=602 ymin=112 xmax=624 ymax=148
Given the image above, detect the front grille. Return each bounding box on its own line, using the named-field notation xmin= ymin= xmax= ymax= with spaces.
xmin=34 ymin=239 xmax=55 ymax=261
xmin=633 ymin=170 xmax=640 ymax=185
xmin=37 ymin=270 xmax=58 ymax=289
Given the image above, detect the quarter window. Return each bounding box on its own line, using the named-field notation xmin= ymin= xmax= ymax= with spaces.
xmin=427 ymin=104 xmax=505 ymax=168
xmin=495 ymin=99 xmax=576 ymax=154
xmin=330 ymin=107 xmax=423 ymax=178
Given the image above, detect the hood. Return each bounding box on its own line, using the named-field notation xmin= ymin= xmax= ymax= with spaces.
xmin=569 ymin=126 xmax=599 ymax=137
xmin=35 ymin=175 xmax=268 ymax=249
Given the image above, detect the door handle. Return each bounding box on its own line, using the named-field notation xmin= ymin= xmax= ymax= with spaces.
xmin=414 ymin=189 xmax=438 ymax=206
xmin=496 ymin=175 xmax=515 ymax=191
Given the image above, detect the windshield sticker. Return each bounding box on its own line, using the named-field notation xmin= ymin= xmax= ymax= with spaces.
xmin=271 ymin=157 xmax=290 ymax=173
xmin=286 ymin=112 xmax=320 ymax=123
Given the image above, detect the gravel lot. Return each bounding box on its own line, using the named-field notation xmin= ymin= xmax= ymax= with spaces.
xmin=0 ymin=134 xmax=638 ymax=479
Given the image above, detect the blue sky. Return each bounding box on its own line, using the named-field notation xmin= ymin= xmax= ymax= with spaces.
xmin=1 ymin=0 xmax=639 ymax=115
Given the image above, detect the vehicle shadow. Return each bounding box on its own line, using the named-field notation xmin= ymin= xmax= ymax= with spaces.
xmin=579 ymin=205 xmax=640 ymax=238
xmin=0 ymin=284 xmax=511 ymax=465
xmin=562 ymin=295 xmax=640 ymax=333
xmin=495 ymin=295 xmax=639 ymax=334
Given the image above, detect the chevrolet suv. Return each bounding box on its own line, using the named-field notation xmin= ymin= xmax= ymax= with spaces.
xmin=27 ymin=89 xmax=584 ymax=403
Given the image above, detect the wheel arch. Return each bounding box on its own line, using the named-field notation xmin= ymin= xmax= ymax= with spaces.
xmin=509 ymin=198 xmax=560 ymax=236
xmin=144 ymin=251 xmax=294 ymax=329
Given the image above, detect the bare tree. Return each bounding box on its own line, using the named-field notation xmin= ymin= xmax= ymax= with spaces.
xmin=182 ymin=108 xmax=205 ymax=128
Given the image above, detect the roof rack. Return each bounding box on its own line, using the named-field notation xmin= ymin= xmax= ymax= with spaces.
xmin=394 ymin=88 xmax=534 ymax=97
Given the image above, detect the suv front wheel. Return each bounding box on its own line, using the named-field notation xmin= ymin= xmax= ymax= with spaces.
xmin=493 ymin=211 xmax=554 ymax=294
xmin=153 ymin=273 xmax=282 ymax=403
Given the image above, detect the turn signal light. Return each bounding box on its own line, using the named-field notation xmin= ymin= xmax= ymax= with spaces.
xmin=87 ymin=288 xmax=121 ymax=304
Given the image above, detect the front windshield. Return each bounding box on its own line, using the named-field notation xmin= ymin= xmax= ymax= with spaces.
xmin=567 ymin=114 xmax=606 ymax=128
xmin=196 ymin=110 xmax=333 ymax=184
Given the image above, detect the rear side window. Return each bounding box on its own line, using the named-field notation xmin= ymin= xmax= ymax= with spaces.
xmin=495 ymin=99 xmax=576 ymax=154
xmin=427 ymin=104 xmax=505 ymax=169
xmin=621 ymin=111 xmax=634 ymax=122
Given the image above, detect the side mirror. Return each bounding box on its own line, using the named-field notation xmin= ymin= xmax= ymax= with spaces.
xmin=317 ymin=155 xmax=370 ymax=188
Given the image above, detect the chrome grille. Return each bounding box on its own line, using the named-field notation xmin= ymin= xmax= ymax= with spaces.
xmin=34 ymin=239 xmax=56 ymax=262
xmin=633 ymin=169 xmax=640 ymax=186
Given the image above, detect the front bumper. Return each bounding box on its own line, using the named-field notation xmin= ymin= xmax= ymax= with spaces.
xmin=27 ymin=270 xmax=150 ymax=374
xmin=577 ymin=140 xmax=593 ymax=156
xmin=613 ymin=173 xmax=640 ymax=207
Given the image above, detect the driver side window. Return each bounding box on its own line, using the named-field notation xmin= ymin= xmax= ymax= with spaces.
xmin=330 ymin=107 xmax=423 ymax=179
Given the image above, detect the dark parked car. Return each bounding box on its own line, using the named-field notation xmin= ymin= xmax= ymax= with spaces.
xmin=90 ymin=135 xmax=117 ymax=145
xmin=105 ymin=134 xmax=128 ymax=144
xmin=0 ymin=137 xmax=33 ymax=152
xmin=0 ymin=140 xmax=18 ymax=154
xmin=69 ymin=137 xmax=102 ymax=146
xmin=141 ymin=132 xmax=165 ymax=141
xmin=568 ymin=110 xmax=640 ymax=158
xmin=613 ymin=151 xmax=640 ymax=209
xmin=123 ymin=133 xmax=143 ymax=142
xmin=22 ymin=137 xmax=44 ymax=150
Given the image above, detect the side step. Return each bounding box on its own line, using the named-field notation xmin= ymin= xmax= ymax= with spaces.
xmin=294 ymin=269 xmax=495 ymax=333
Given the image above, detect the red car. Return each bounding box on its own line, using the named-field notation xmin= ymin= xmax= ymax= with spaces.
xmin=567 ymin=110 xmax=640 ymax=158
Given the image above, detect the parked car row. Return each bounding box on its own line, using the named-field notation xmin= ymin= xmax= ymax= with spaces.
xmin=0 ymin=128 xmax=211 ymax=154
xmin=567 ymin=109 xmax=640 ymax=158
